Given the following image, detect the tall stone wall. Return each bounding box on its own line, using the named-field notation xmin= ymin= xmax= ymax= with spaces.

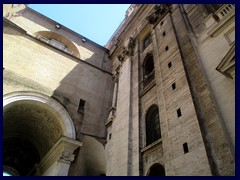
xmin=107 ymin=4 xmax=235 ymax=176
xmin=3 ymin=19 xmax=113 ymax=141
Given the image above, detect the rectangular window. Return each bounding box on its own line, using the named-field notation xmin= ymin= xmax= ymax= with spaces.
xmin=165 ymin=46 xmax=169 ymax=51
xmin=168 ymin=62 xmax=172 ymax=68
xmin=172 ymin=82 xmax=176 ymax=90
xmin=183 ymin=142 xmax=189 ymax=153
xmin=177 ymin=108 xmax=182 ymax=117
xmin=143 ymin=33 xmax=152 ymax=49
xmin=78 ymin=99 xmax=86 ymax=114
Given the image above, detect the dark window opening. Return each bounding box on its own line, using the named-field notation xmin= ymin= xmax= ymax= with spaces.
xmin=143 ymin=33 xmax=152 ymax=49
xmin=147 ymin=164 xmax=165 ymax=176
xmin=146 ymin=105 xmax=161 ymax=146
xmin=144 ymin=56 xmax=154 ymax=76
xmin=162 ymin=31 xmax=166 ymax=36
xmin=177 ymin=108 xmax=182 ymax=117
xmin=183 ymin=142 xmax=189 ymax=153
xmin=78 ymin=99 xmax=86 ymax=114
xmin=172 ymin=82 xmax=176 ymax=90
xmin=160 ymin=21 xmax=164 ymax=26
xmin=143 ymin=54 xmax=155 ymax=87
xmin=165 ymin=46 xmax=169 ymax=51
xmin=168 ymin=62 xmax=172 ymax=68
xmin=109 ymin=133 xmax=112 ymax=140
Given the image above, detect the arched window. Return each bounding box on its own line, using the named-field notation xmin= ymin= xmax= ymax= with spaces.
xmin=143 ymin=54 xmax=155 ymax=86
xmin=146 ymin=105 xmax=161 ymax=146
xmin=34 ymin=31 xmax=80 ymax=58
xmin=147 ymin=163 xmax=165 ymax=176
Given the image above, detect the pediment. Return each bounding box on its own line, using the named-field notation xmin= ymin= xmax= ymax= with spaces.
xmin=216 ymin=44 xmax=235 ymax=79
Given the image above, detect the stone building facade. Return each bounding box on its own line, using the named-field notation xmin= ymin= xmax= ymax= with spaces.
xmin=3 ymin=4 xmax=235 ymax=176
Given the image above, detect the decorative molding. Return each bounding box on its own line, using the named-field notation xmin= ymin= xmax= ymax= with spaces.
xmin=140 ymin=138 xmax=162 ymax=153
xmin=216 ymin=44 xmax=235 ymax=79
xmin=146 ymin=4 xmax=172 ymax=25
xmin=59 ymin=151 xmax=75 ymax=163
xmin=205 ymin=4 xmax=235 ymax=37
xmin=128 ymin=37 xmax=135 ymax=56
xmin=39 ymin=136 xmax=82 ymax=174
xmin=117 ymin=37 xmax=135 ymax=62
xmin=113 ymin=70 xmax=120 ymax=83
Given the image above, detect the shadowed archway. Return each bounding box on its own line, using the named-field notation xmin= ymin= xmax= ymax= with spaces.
xmin=3 ymin=92 xmax=77 ymax=175
xmin=147 ymin=163 xmax=165 ymax=176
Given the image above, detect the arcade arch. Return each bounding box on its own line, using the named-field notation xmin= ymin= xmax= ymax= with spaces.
xmin=3 ymin=92 xmax=82 ymax=176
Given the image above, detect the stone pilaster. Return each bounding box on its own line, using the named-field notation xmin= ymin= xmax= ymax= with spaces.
xmin=39 ymin=136 xmax=82 ymax=176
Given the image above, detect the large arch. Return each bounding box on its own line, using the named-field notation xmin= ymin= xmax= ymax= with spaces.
xmin=3 ymin=91 xmax=79 ymax=176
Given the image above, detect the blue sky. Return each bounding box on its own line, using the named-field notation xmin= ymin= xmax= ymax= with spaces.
xmin=29 ymin=4 xmax=130 ymax=46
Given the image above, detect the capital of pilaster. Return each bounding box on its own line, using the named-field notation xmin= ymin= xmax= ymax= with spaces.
xmin=58 ymin=151 xmax=75 ymax=164
xmin=146 ymin=4 xmax=172 ymax=25
xmin=117 ymin=37 xmax=135 ymax=62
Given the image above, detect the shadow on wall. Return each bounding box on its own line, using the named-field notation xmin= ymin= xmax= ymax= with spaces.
xmin=16 ymin=7 xmax=111 ymax=71
xmin=4 ymin=20 xmax=113 ymax=175
xmin=50 ymin=54 xmax=113 ymax=140
xmin=68 ymin=136 xmax=106 ymax=176
xmin=4 ymin=20 xmax=113 ymax=140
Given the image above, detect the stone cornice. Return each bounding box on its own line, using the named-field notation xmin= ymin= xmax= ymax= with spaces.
xmin=216 ymin=44 xmax=235 ymax=79
xmin=106 ymin=4 xmax=143 ymax=50
xmin=38 ymin=136 xmax=82 ymax=174
xmin=146 ymin=4 xmax=172 ymax=25
xmin=25 ymin=7 xmax=108 ymax=51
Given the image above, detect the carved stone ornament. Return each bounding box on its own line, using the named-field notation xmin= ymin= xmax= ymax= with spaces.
xmin=117 ymin=53 xmax=124 ymax=62
xmin=146 ymin=4 xmax=172 ymax=24
xmin=128 ymin=37 xmax=135 ymax=56
xmin=117 ymin=47 xmax=128 ymax=62
xmin=59 ymin=151 xmax=75 ymax=163
xmin=113 ymin=71 xmax=119 ymax=82
xmin=117 ymin=37 xmax=135 ymax=62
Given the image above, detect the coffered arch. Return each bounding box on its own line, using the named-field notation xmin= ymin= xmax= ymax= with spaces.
xmin=3 ymin=91 xmax=76 ymax=175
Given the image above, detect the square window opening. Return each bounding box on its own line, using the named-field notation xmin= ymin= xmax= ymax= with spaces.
xmin=165 ymin=46 xmax=169 ymax=51
xmin=168 ymin=62 xmax=172 ymax=68
xmin=172 ymin=82 xmax=176 ymax=90
xmin=183 ymin=142 xmax=189 ymax=153
xmin=143 ymin=33 xmax=152 ymax=50
xmin=177 ymin=108 xmax=182 ymax=117
xmin=78 ymin=99 xmax=86 ymax=114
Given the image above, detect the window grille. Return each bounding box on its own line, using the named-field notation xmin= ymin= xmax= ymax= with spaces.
xmin=146 ymin=105 xmax=161 ymax=146
xmin=143 ymin=33 xmax=152 ymax=49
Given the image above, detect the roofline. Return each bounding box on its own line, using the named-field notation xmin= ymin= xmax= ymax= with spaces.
xmin=105 ymin=4 xmax=144 ymax=50
xmin=26 ymin=7 xmax=109 ymax=52
xmin=4 ymin=17 xmax=112 ymax=76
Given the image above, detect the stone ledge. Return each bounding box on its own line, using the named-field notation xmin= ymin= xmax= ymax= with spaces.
xmin=141 ymin=138 xmax=162 ymax=153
